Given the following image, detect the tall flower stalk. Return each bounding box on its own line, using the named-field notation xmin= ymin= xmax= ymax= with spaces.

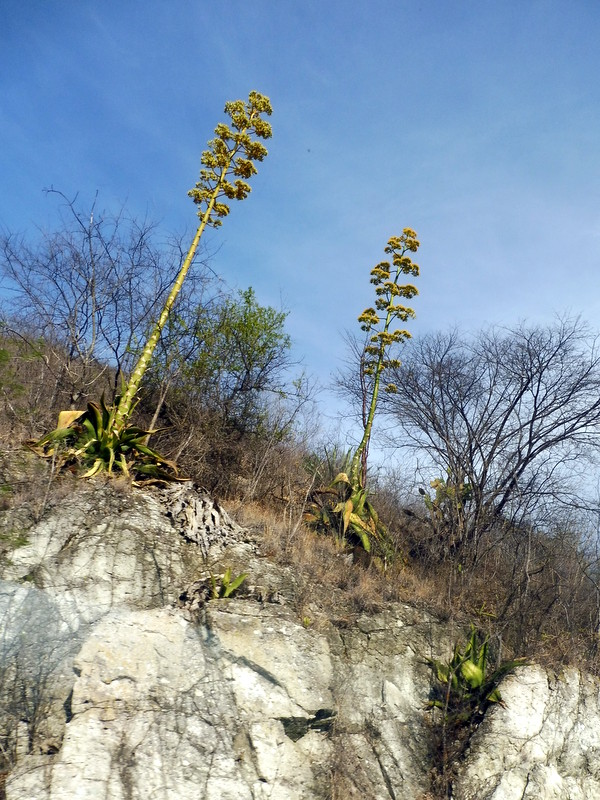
xmin=350 ymin=229 xmax=420 ymax=489
xmin=34 ymin=92 xmax=272 ymax=479
xmin=113 ymin=91 xmax=272 ymax=434
xmin=305 ymin=230 xmax=420 ymax=557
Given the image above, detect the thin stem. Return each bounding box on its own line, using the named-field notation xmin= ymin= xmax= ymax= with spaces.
xmin=112 ymin=154 xmax=234 ymax=433
xmin=350 ymin=302 xmax=394 ymax=489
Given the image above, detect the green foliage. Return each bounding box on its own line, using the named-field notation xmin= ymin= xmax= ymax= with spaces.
xmin=30 ymin=395 xmax=177 ymax=481
xmin=141 ymin=284 xmax=298 ymax=493
xmin=304 ymin=448 xmax=393 ymax=560
xmin=304 ymin=470 xmax=383 ymax=554
xmin=426 ymin=626 xmax=526 ymax=726
xmin=209 ymin=567 xmax=248 ymax=599
xmin=420 ymin=470 xmax=472 ymax=543
xmin=425 ymin=626 xmax=527 ymax=797
xmin=303 ymin=447 xmax=352 ymax=537
xmin=185 ymin=287 xmax=291 ymax=432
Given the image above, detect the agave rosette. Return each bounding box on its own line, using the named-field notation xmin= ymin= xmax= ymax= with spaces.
xmin=31 ymin=394 xmax=178 ymax=482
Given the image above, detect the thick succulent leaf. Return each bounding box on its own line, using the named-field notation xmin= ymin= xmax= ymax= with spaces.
xmin=130 ymin=440 xmax=159 ymax=456
xmin=349 ymin=512 xmax=377 ymax=536
xmin=330 ymin=472 xmax=351 ymax=487
xmin=86 ymin=401 xmax=105 ymax=435
xmin=118 ymin=453 xmax=130 ymax=477
xmin=476 ymin=640 xmax=489 ymax=673
xmin=222 ymin=572 xmax=248 ymax=597
xmin=426 ymin=698 xmax=446 ymax=710
xmin=57 ymin=410 xmax=86 ymax=429
xmin=460 ymin=660 xmax=484 ymax=689
xmin=426 ymin=659 xmax=450 ymax=684
xmin=99 ymin=393 xmax=115 ymax=429
xmin=151 ymin=450 xmax=177 ymax=471
xmin=485 ymin=687 xmax=503 ymax=704
xmin=81 ymin=458 xmax=105 ymax=478
xmin=81 ymin=418 xmax=99 ymax=441
xmin=122 ymin=426 xmax=155 ymax=437
xmin=364 ymin=500 xmax=379 ymax=525
xmin=340 ymin=500 xmax=354 ymax=533
xmin=35 ymin=427 xmax=76 ymax=447
xmin=107 ymin=444 xmax=116 ymax=473
xmin=352 ymin=488 xmax=367 ymax=515
xmin=355 ymin=528 xmax=371 ymax=552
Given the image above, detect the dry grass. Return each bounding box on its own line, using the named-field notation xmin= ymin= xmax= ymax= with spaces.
xmin=229 ymin=489 xmax=600 ymax=678
xmin=2 ymin=323 xmax=600 ymax=677
xmin=231 ymin=501 xmax=408 ymax=623
xmin=3 ymin=436 xmax=598 ymax=677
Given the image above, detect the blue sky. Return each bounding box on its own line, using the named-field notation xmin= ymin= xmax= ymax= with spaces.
xmin=2 ymin=1 xmax=600 ymax=436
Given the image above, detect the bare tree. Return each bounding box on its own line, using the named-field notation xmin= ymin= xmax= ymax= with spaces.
xmin=0 ymin=190 xmax=212 ymax=414
xmin=384 ymin=318 xmax=600 ymax=559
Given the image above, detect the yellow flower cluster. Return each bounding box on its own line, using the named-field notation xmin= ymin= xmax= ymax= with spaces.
xmin=188 ymin=92 xmax=273 ymax=228
xmin=358 ymin=307 xmax=380 ymax=331
xmin=358 ymin=230 xmax=420 ymax=376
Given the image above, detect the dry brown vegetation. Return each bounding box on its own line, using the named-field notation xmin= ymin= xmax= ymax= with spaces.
xmin=3 ymin=327 xmax=600 ymax=800
xmin=1 ymin=368 xmax=599 ymax=675
xmin=228 ymin=476 xmax=600 ymax=675
xmin=2 ymin=295 xmax=600 ymax=680
xmin=1 ymin=337 xmax=599 ymax=679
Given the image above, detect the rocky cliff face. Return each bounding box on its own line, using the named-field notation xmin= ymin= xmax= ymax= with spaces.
xmin=1 ymin=480 xmax=600 ymax=799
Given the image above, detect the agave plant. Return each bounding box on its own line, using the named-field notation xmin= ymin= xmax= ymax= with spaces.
xmin=305 ymin=232 xmax=420 ymax=557
xmin=32 ymin=91 xmax=272 ymax=480
xmin=425 ymin=626 xmax=526 ymax=796
xmin=425 ymin=626 xmax=527 ymax=725
xmin=350 ymin=229 xmax=420 ymax=489
xmin=304 ymin=466 xmax=388 ymax=556
xmin=111 ymin=91 xmax=273 ymax=437
xmin=29 ymin=395 xmax=177 ymax=481
xmin=210 ymin=567 xmax=248 ymax=600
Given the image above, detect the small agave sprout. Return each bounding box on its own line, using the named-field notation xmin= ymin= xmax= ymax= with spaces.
xmin=210 ymin=567 xmax=249 ymax=600
xmin=32 ymin=92 xmax=272 ymax=481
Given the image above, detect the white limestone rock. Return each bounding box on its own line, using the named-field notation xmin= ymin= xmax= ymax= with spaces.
xmin=455 ymin=665 xmax=600 ymax=800
xmin=3 ymin=481 xmax=600 ymax=800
